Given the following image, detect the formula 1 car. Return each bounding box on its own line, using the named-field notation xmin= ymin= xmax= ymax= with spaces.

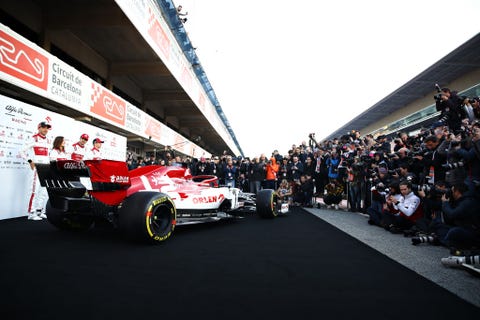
xmin=36 ymin=160 xmax=284 ymax=243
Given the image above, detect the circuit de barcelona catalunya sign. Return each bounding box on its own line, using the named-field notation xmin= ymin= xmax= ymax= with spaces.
xmin=0 ymin=21 xmax=208 ymax=158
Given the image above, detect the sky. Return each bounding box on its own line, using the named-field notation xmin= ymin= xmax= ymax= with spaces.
xmin=174 ymin=0 xmax=480 ymax=158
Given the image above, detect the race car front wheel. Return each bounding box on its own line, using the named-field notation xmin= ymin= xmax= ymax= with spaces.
xmin=118 ymin=192 xmax=176 ymax=244
xmin=46 ymin=200 xmax=94 ymax=231
xmin=256 ymin=189 xmax=278 ymax=218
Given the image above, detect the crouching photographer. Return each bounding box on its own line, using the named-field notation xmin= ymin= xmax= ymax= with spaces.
xmin=381 ymin=181 xmax=423 ymax=233
xmin=367 ymin=180 xmax=401 ymax=227
xmin=418 ymin=183 xmax=480 ymax=249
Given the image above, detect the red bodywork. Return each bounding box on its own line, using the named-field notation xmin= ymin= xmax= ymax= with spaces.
xmin=83 ymin=160 xmax=218 ymax=207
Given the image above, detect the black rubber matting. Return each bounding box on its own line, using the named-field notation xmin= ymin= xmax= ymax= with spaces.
xmin=0 ymin=207 xmax=478 ymax=319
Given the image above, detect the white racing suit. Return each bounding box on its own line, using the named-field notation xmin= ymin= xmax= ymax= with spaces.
xmin=21 ymin=133 xmax=52 ymax=215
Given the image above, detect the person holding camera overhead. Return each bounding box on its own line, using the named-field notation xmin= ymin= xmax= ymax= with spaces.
xmin=434 ymin=86 xmax=465 ymax=132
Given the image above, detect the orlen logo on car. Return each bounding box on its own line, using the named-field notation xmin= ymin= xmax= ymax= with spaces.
xmin=192 ymin=194 xmax=225 ymax=204
xmin=0 ymin=30 xmax=49 ymax=91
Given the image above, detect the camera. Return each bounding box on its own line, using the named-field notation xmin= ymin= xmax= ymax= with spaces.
xmin=388 ymin=168 xmax=400 ymax=175
xmin=434 ymin=92 xmax=445 ymax=101
xmin=434 ymin=187 xmax=453 ymax=200
xmin=442 ymin=161 xmax=465 ymax=170
xmin=411 ymin=184 xmax=433 ymax=193
xmin=433 ymin=83 xmax=444 ymax=101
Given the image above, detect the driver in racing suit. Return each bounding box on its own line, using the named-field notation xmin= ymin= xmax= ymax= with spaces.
xmin=69 ymin=133 xmax=89 ymax=160
xmin=20 ymin=121 xmax=52 ymax=220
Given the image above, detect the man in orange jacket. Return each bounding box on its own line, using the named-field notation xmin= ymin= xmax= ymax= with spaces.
xmin=265 ymin=157 xmax=279 ymax=190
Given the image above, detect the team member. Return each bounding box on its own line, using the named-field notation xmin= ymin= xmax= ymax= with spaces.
xmin=70 ymin=133 xmax=89 ymax=160
xmin=49 ymin=136 xmax=68 ymax=161
xmin=20 ymin=121 xmax=52 ymax=220
xmin=86 ymin=138 xmax=104 ymax=160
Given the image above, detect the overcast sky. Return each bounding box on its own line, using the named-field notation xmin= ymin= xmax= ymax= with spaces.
xmin=174 ymin=0 xmax=480 ymax=158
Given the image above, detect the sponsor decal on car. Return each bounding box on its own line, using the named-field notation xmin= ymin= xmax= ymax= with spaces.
xmin=63 ymin=161 xmax=87 ymax=170
xmin=110 ymin=175 xmax=129 ymax=183
xmin=192 ymin=194 xmax=224 ymax=204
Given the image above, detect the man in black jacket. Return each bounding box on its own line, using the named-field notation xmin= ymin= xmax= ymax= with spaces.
xmin=415 ymin=183 xmax=480 ymax=248
xmin=441 ymin=183 xmax=480 ymax=249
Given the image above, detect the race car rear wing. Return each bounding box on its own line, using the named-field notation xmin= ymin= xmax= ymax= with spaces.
xmin=36 ymin=160 xmax=132 ymax=206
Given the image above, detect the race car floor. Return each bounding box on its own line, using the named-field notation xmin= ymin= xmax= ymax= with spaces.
xmin=0 ymin=207 xmax=478 ymax=320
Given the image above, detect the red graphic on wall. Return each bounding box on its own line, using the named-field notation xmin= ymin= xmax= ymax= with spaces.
xmin=0 ymin=30 xmax=49 ymax=90
xmin=90 ymin=83 xmax=126 ymax=126
xmin=148 ymin=7 xmax=170 ymax=60
xmin=198 ymin=93 xmax=206 ymax=111
xmin=181 ymin=66 xmax=192 ymax=92
xmin=145 ymin=117 xmax=162 ymax=141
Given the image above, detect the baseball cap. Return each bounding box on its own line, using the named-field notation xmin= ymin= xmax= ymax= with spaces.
xmin=38 ymin=121 xmax=52 ymax=129
xmin=93 ymin=138 xmax=104 ymax=144
xmin=81 ymin=134 xmax=89 ymax=140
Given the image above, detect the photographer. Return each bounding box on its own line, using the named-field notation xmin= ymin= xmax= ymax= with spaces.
xmin=313 ymin=148 xmax=328 ymax=197
xmin=414 ymin=135 xmax=447 ymax=184
xmin=366 ymin=167 xmax=392 ymax=222
xmin=325 ymin=150 xmax=341 ymax=182
xmin=323 ymin=179 xmax=344 ymax=210
xmin=223 ymin=157 xmax=237 ymax=187
xmin=278 ymin=157 xmax=291 ymax=182
xmin=382 ymin=181 xmax=423 ymax=233
xmin=293 ymin=174 xmax=314 ymax=207
xmin=433 ymin=183 xmax=480 ymax=249
xmin=434 ymin=87 xmax=465 ymax=132
xmin=346 ymin=156 xmax=364 ymax=212
xmin=288 ymin=155 xmax=304 ymax=182
xmin=453 ymin=123 xmax=480 ymax=196
xmin=159 ymin=146 xmax=175 ymax=165
xmin=368 ymin=181 xmax=401 ymax=227
xmin=375 ymin=135 xmax=392 ymax=154
xmin=391 ymin=163 xmax=417 ymax=185
xmin=264 ymin=157 xmax=279 ymax=190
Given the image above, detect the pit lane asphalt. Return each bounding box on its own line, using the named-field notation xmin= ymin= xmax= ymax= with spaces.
xmin=304 ymin=205 xmax=480 ymax=307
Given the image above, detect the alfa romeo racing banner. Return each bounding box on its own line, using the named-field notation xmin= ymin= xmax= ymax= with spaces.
xmin=0 ymin=93 xmax=127 ymax=220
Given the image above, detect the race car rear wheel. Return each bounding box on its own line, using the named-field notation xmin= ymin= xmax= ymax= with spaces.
xmin=118 ymin=192 xmax=176 ymax=243
xmin=46 ymin=200 xmax=94 ymax=231
xmin=256 ymin=189 xmax=278 ymax=218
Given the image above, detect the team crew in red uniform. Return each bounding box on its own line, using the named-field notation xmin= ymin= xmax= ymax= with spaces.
xmin=85 ymin=138 xmax=104 ymax=160
xmin=21 ymin=121 xmax=52 ymax=221
xmin=49 ymin=136 xmax=68 ymax=161
xmin=69 ymin=133 xmax=89 ymax=160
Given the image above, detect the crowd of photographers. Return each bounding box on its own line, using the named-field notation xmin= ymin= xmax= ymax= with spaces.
xmin=127 ymin=87 xmax=480 ymax=252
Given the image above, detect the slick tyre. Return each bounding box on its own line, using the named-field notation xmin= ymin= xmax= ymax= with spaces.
xmin=118 ymin=192 xmax=176 ymax=244
xmin=46 ymin=200 xmax=93 ymax=231
xmin=256 ymin=189 xmax=278 ymax=218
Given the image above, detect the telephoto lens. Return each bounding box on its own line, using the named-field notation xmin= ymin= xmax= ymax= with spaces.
xmin=411 ymin=234 xmax=439 ymax=245
xmin=441 ymin=255 xmax=480 ymax=268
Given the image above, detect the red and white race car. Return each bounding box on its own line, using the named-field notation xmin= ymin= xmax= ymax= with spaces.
xmin=36 ymin=159 xmax=284 ymax=243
